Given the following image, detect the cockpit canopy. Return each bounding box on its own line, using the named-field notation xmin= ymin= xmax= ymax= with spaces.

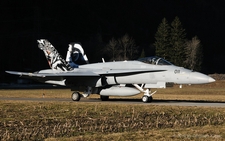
xmin=137 ymin=56 xmax=173 ymax=65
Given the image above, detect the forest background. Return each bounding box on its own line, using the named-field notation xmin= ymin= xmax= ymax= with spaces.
xmin=1 ymin=0 xmax=225 ymax=83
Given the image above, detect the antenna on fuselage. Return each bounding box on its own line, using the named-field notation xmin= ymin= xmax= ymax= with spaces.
xmin=102 ymin=58 xmax=105 ymax=63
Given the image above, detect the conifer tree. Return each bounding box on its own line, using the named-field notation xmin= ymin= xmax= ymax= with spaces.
xmin=155 ymin=17 xmax=203 ymax=69
xmin=154 ymin=18 xmax=171 ymax=60
xmin=139 ymin=49 xmax=146 ymax=58
xmin=170 ymin=16 xmax=186 ymax=66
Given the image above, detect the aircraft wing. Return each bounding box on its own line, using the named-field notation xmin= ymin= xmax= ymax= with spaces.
xmin=6 ymin=69 xmax=166 ymax=86
xmin=6 ymin=69 xmax=165 ymax=78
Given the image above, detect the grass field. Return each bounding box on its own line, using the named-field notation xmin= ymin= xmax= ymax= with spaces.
xmin=1 ymin=80 xmax=225 ymax=101
xmin=0 ymin=80 xmax=225 ymax=140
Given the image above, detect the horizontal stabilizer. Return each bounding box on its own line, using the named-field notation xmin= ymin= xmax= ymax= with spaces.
xmin=6 ymin=70 xmax=99 ymax=78
xmin=6 ymin=71 xmax=46 ymax=78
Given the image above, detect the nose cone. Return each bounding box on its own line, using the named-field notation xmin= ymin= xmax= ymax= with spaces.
xmin=190 ymin=72 xmax=215 ymax=84
xmin=208 ymin=77 xmax=216 ymax=83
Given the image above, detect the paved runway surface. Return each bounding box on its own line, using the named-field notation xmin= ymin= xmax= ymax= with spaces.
xmin=1 ymin=97 xmax=225 ymax=107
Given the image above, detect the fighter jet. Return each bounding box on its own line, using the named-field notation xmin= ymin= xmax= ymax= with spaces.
xmin=6 ymin=39 xmax=215 ymax=103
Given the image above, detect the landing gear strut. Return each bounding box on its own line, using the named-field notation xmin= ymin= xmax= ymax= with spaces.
xmin=133 ymin=84 xmax=156 ymax=103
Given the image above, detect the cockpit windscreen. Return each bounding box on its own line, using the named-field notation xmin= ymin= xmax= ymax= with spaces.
xmin=137 ymin=56 xmax=173 ymax=65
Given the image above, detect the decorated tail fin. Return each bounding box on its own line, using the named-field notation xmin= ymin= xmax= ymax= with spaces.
xmin=37 ymin=39 xmax=73 ymax=71
xmin=66 ymin=43 xmax=89 ymax=68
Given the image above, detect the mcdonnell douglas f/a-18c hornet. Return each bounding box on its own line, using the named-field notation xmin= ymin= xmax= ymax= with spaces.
xmin=6 ymin=39 xmax=215 ymax=103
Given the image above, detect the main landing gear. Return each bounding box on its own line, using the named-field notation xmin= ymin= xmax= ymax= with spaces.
xmin=71 ymin=92 xmax=110 ymax=101
xmin=133 ymin=84 xmax=156 ymax=103
xmin=71 ymin=87 xmax=92 ymax=101
xmin=71 ymin=91 xmax=91 ymax=101
xmin=71 ymin=92 xmax=81 ymax=101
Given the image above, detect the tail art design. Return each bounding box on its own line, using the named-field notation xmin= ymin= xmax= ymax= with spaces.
xmin=37 ymin=39 xmax=73 ymax=71
xmin=66 ymin=43 xmax=89 ymax=68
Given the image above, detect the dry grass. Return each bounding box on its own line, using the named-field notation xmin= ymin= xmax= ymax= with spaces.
xmin=0 ymin=80 xmax=225 ymax=102
xmin=0 ymin=101 xmax=225 ymax=140
xmin=0 ymin=89 xmax=71 ymax=98
xmin=50 ymin=126 xmax=225 ymax=141
xmin=0 ymin=81 xmax=225 ymax=140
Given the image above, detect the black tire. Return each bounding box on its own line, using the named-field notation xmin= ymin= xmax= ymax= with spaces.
xmin=100 ymin=95 xmax=109 ymax=101
xmin=142 ymin=95 xmax=149 ymax=103
xmin=148 ymin=96 xmax=153 ymax=102
xmin=71 ymin=92 xmax=81 ymax=101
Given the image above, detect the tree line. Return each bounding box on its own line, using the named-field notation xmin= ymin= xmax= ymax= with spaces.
xmin=154 ymin=17 xmax=202 ymax=71
xmin=103 ymin=17 xmax=203 ymax=71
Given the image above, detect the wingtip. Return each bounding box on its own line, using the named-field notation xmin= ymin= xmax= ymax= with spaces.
xmin=5 ymin=71 xmax=13 ymax=74
xmin=5 ymin=71 xmax=22 ymax=76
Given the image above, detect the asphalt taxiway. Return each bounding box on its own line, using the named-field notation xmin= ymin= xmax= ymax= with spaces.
xmin=0 ymin=97 xmax=225 ymax=107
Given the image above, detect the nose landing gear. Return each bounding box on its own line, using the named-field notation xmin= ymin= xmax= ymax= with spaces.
xmin=142 ymin=95 xmax=153 ymax=103
xmin=133 ymin=84 xmax=156 ymax=103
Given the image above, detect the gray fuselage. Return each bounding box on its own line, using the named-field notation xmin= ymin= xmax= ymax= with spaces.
xmin=78 ymin=60 xmax=214 ymax=88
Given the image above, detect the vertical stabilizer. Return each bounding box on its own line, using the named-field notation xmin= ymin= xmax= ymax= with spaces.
xmin=37 ymin=39 xmax=73 ymax=71
xmin=66 ymin=43 xmax=89 ymax=68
